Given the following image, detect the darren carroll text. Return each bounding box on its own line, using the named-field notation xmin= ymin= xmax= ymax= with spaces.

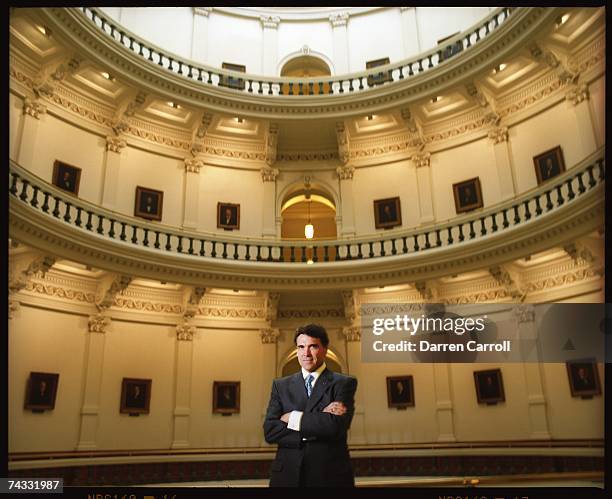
xmin=372 ymin=340 xmax=512 ymax=352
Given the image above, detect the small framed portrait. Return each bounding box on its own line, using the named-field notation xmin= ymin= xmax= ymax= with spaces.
xmin=52 ymin=160 xmax=81 ymax=196
xmin=374 ymin=197 xmax=402 ymax=229
xmin=366 ymin=57 xmax=392 ymax=86
xmin=566 ymin=360 xmax=601 ymax=398
xmin=474 ymin=368 xmax=505 ymax=405
xmin=217 ymin=202 xmax=240 ymax=230
xmin=437 ymin=32 xmax=463 ymax=62
xmin=120 ymin=378 xmax=152 ymax=415
xmin=134 ymin=186 xmax=163 ymax=221
xmin=220 ymin=62 xmax=246 ymax=90
xmin=24 ymin=372 xmax=59 ymax=411
xmin=533 ymin=145 xmax=566 ymax=185
xmin=386 ymin=376 xmax=415 ymax=409
xmin=213 ymin=381 xmax=240 ymax=415
xmin=453 ymin=177 xmax=483 ymax=214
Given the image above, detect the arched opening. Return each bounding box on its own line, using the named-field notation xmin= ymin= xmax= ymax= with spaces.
xmin=281 ymin=348 xmax=344 ymax=377
xmin=280 ymin=55 xmax=332 ymax=96
xmin=280 ymin=189 xmax=337 ymax=262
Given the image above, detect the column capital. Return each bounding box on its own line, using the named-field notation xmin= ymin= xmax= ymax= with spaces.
xmin=106 ymin=136 xmax=126 ymax=153
xmin=514 ymin=304 xmax=535 ymax=324
xmin=88 ymin=313 xmax=110 ymax=333
xmin=23 ymin=98 xmax=46 ymax=119
xmin=184 ymin=157 xmax=204 ymax=174
xmin=260 ymin=15 xmax=280 ymax=29
xmin=193 ymin=7 xmax=212 ymax=17
xmin=400 ymin=7 xmax=414 ymax=12
xmin=261 ymin=166 xmax=279 ymax=182
xmin=336 ymin=165 xmax=355 ymax=180
xmin=342 ymin=326 xmax=361 ymax=342
xmin=411 ymin=151 xmax=431 ymax=168
xmin=565 ymin=83 xmax=589 ymax=106
xmin=260 ymin=328 xmax=280 ymax=344
xmin=329 ymin=12 xmax=349 ymax=27
xmin=176 ymin=323 xmax=195 ymax=341
xmin=488 ymin=126 xmax=509 ymax=144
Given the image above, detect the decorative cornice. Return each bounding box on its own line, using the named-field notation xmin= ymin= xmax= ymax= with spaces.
xmin=261 ymin=166 xmax=279 ymax=182
xmin=336 ymin=122 xmax=349 ymax=165
xmin=489 ymin=265 xmax=524 ymax=300
xmin=260 ymin=328 xmax=280 ymax=344
xmin=23 ymin=98 xmax=46 ymax=119
xmin=184 ymin=157 xmax=205 ymax=174
xmin=106 ymin=136 xmax=126 ymax=153
xmin=514 ymin=304 xmax=535 ymax=323
xmin=176 ymin=322 xmax=195 ymax=341
xmin=565 ymin=83 xmax=589 ymax=106
xmin=342 ymin=326 xmax=361 ymax=342
xmin=277 ymin=151 xmax=337 ymax=161
xmin=114 ymin=297 xmax=182 ymax=314
xmin=523 ymin=267 xmax=597 ymax=294
xmin=8 ymin=299 xmax=20 ymax=320
xmin=260 ymin=15 xmax=280 ymax=29
xmin=488 ymin=126 xmax=509 ymax=144
xmin=329 ymin=12 xmax=349 ymax=27
xmin=24 ymin=280 xmax=96 ymax=303
xmin=336 ymin=165 xmax=354 ymax=180
xmin=193 ymin=7 xmax=213 ymax=17
xmin=265 ymin=123 xmax=279 ymax=166
xmin=96 ymin=274 xmax=132 ymax=311
xmin=199 ymin=307 xmax=266 ymax=319
xmin=184 ymin=286 xmax=206 ymax=319
xmin=88 ymin=313 xmax=110 ymax=333
xmin=277 ymin=308 xmax=344 ymax=319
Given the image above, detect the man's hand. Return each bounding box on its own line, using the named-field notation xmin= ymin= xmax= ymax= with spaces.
xmin=322 ymin=401 xmax=347 ymax=416
xmin=280 ymin=412 xmax=292 ymax=423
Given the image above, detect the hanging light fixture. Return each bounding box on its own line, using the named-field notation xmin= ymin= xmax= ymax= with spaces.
xmin=304 ymin=194 xmax=314 ymax=239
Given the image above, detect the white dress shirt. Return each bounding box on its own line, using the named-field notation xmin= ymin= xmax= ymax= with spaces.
xmin=287 ymin=362 xmax=327 ymax=432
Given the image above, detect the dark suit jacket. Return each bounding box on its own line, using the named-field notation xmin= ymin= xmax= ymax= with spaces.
xmin=263 ymin=368 xmax=358 ymax=487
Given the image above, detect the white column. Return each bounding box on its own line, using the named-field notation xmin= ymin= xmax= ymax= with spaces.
xmin=191 ymin=8 xmax=212 ymax=63
xmin=17 ymin=99 xmax=46 ymax=169
xmin=515 ymin=305 xmax=551 ymax=439
xmin=260 ymin=16 xmax=280 ymax=76
xmin=343 ymin=327 xmax=366 ymax=444
xmin=101 ymin=136 xmax=126 ymax=209
xmin=412 ymin=152 xmax=435 ymax=223
xmin=172 ymin=323 xmax=195 ymax=449
xmin=260 ymin=328 xmax=279 ymax=445
xmin=261 ymin=167 xmax=279 ymax=238
xmin=76 ymin=314 xmax=110 ymax=450
xmin=567 ymin=84 xmax=598 ymax=154
xmin=336 ymin=165 xmax=356 ymax=237
xmin=433 ymin=363 xmax=456 ymax=442
xmin=183 ymin=158 xmax=204 ymax=229
xmin=488 ymin=126 xmax=516 ymax=201
xmin=399 ymin=7 xmax=420 ymax=58
xmin=329 ymin=13 xmax=350 ymax=74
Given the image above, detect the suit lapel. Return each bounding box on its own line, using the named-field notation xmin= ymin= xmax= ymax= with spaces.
xmin=291 ymin=372 xmax=308 ymax=410
xmin=305 ymin=368 xmax=333 ymax=412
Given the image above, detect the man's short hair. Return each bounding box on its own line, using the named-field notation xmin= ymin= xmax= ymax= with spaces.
xmin=294 ymin=323 xmax=329 ymax=347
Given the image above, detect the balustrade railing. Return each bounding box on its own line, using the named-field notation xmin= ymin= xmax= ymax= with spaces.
xmin=77 ymin=6 xmax=514 ymax=97
xmin=9 ymin=153 xmax=604 ymax=265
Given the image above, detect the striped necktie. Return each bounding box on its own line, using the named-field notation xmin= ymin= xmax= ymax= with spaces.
xmin=305 ymin=374 xmax=314 ymax=397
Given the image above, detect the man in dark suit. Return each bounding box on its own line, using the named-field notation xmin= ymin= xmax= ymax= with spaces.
xmin=263 ymin=323 xmax=358 ymax=487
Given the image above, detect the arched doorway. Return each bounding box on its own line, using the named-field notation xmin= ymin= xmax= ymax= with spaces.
xmin=280 ymin=55 xmax=332 ymax=95
xmin=281 ymin=348 xmax=345 ymax=377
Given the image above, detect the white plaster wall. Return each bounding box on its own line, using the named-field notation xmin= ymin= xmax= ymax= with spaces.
xmin=509 ymin=102 xmax=585 ymax=195
xmin=190 ymin=328 xmax=266 ymax=448
xmin=113 ymin=147 xmax=184 ymax=227
xmin=96 ymin=321 xmax=175 ymax=450
xmin=351 ymin=160 xmax=420 ymax=234
xmin=588 ymin=76 xmax=605 ymax=148
xmin=347 ymin=10 xmax=404 ymax=71
xmin=277 ymin=21 xmax=334 ymax=74
xmin=30 ymin=113 xmax=105 ymax=205
xmin=416 ymin=7 xmax=494 ymax=51
xmin=8 ymin=307 xmax=87 ymax=452
xmin=9 ymin=93 xmax=23 ymax=161
xmin=430 ymin=138 xmax=499 ymax=221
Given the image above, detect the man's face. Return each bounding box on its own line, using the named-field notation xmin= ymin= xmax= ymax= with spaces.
xmin=296 ymin=333 xmax=327 ymax=372
xmin=225 ymin=208 xmax=232 ymax=218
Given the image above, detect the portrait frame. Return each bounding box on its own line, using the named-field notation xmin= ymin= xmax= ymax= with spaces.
xmin=366 ymin=57 xmax=392 ymax=87
xmin=120 ymin=377 xmax=152 ymax=415
xmin=217 ymin=202 xmax=240 ymax=230
xmin=374 ymin=197 xmax=402 ymax=230
xmin=474 ymin=368 xmax=505 ymax=405
xmin=533 ymin=145 xmax=566 ymax=185
xmin=453 ymin=177 xmax=483 ymax=214
xmin=134 ymin=186 xmax=163 ymax=221
xmin=437 ymin=32 xmax=463 ymax=62
xmin=566 ymin=360 xmax=601 ymax=398
xmin=52 ymin=160 xmax=82 ymax=196
xmin=220 ymin=62 xmax=246 ymax=90
xmin=213 ymin=381 xmax=240 ymax=415
xmin=24 ymin=372 xmax=59 ymax=411
xmin=386 ymin=375 xmax=415 ymax=409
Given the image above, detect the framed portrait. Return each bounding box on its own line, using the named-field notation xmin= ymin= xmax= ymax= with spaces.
xmin=453 ymin=177 xmax=483 ymax=214
xmin=220 ymin=62 xmax=246 ymax=90
xmin=213 ymin=381 xmax=240 ymax=415
xmin=120 ymin=378 xmax=152 ymax=415
xmin=134 ymin=186 xmax=163 ymax=221
xmin=24 ymin=372 xmax=59 ymax=411
xmin=533 ymin=145 xmax=566 ymax=185
xmin=366 ymin=57 xmax=392 ymax=87
xmin=52 ymin=160 xmax=81 ymax=196
xmin=437 ymin=32 xmax=463 ymax=62
xmin=374 ymin=197 xmax=402 ymax=229
xmin=566 ymin=360 xmax=601 ymax=398
xmin=217 ymin=202 xmax=240 ymax=230
xmin=386 ymin=375 xmax=415 ymax=409
xmin=474 ymin=368 xmax=505 ymax=405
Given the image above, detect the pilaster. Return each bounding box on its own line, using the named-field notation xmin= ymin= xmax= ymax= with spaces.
xmin=171 ymin=322 xmax=195 ymax=448
xmin=101 ymin=136 xmax=126 ymax=209
xmin=18 ymin=98 xmax=46 ymax=169
xmin=488 ymin=126 xmax=516 ymax=201
xmin=191 ymin=8 xmax=213 ymax=62
xmin=329 ymin=12 xmax=350 ymax=74
xmin=336 ymin=165 xmax=356 ymax=237
xmin=260 ymin=16 xmax=280 ymax=76
xmin=183 ymin=158 xmax=204 ymax=229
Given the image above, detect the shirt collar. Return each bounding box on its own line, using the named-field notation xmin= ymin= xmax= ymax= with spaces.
xmin=302 ymin=362 xmax=326 ymax=381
